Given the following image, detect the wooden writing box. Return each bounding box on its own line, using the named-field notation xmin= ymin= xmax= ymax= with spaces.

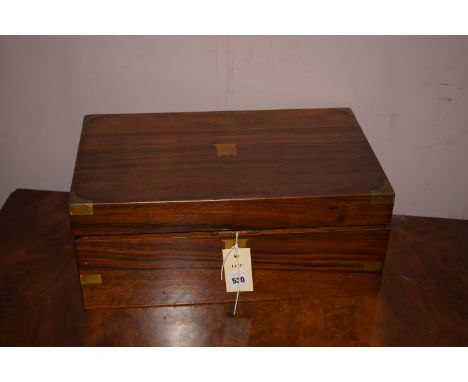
xmin=69 ymin=108 xmax=394 ymax=309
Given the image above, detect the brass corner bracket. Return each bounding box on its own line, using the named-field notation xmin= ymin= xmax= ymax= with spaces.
xmin=370 ymin=180 xmax=395 ymax=205
xmin=69 ymin=191 xmax=94 ymax=216
xmin=362 ymin=261 xmax=384 ymax=272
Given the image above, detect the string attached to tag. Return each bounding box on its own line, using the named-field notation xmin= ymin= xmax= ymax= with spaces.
xmin=220 ymin=231 xmax=241 ymax=315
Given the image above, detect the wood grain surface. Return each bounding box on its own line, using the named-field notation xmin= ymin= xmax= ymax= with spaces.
xmin=1 ymin=189 xmax=467 ymax=346
xmin=70 ymin=195 xmax=394 ymax=237
xmin=76 ymin=227 xmax=389 ymax=308
xmin=69 ymin=108 xmax=394 ymax=235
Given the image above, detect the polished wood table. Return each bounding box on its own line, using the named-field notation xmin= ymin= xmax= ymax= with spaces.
xmin=0 ymin=189 xmax=467 ymax=346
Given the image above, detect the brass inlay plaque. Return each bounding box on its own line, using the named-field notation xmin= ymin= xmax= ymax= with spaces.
xmin=370 ymin=180 xmax=395 ymax=205
xmin=69 ymin=191 xmax=94 ymax=216
xmin=362 ymin=261 xmax=383 ymax=272
xmin=214 ymin=143 xmax=237 ymax=157
xmin=223 ymin=238 xmax=248 ymax=249
xmin=80 ymin=274 xmax=102 ymax=284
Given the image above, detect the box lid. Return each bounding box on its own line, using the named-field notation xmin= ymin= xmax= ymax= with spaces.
xmin=69 ymin=108 xmax=394 ymax=236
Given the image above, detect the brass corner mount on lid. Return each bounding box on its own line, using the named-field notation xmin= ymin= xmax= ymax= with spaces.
xmin=370 ymin=180 xmax=394 ymax=204
xmin=69 ymin=191 xmax=94 ymax=216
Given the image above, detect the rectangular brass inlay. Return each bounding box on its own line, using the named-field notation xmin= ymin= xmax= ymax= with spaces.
xmin=214 ymin=143 xmax=237 ymax=157
xmin=80 ymin=274 xmax=102 ymax=285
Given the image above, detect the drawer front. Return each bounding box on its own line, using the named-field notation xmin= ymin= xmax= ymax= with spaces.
xmin=75 ymin=227 xmax=390 ymax=309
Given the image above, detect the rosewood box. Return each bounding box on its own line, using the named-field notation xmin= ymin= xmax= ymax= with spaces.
xmin=69 ymin=108 xmax=394 ymax=309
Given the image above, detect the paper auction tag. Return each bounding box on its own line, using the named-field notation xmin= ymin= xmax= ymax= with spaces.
xmin=222 ymin=248 xmax=254 ymax=292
